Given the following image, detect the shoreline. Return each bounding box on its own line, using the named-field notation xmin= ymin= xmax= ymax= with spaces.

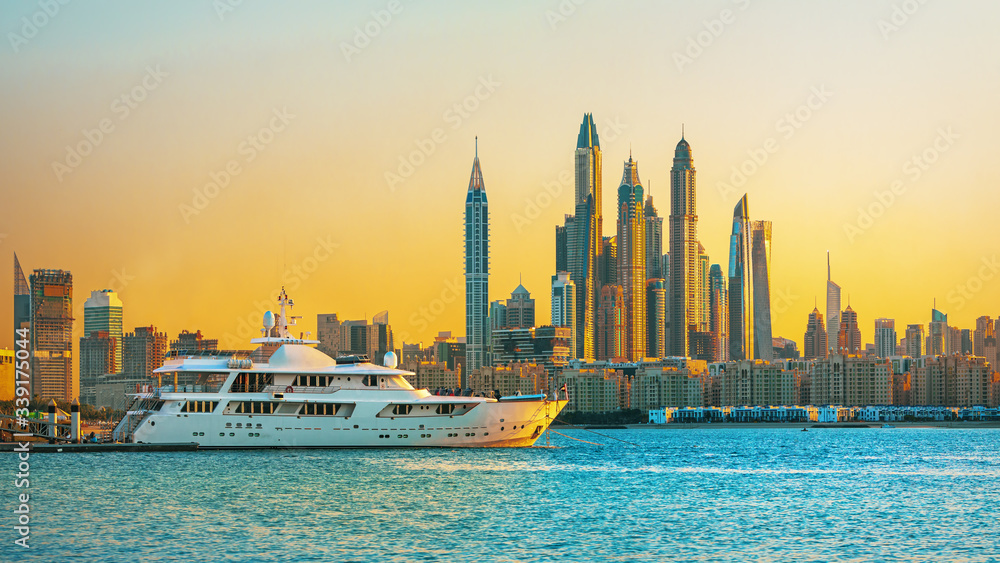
xmin=554 ymin=421 xmax=1000 ymax=430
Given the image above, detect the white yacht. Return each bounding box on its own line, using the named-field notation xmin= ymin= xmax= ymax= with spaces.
xmin=115 ymin=290 xmax=568 ymax=448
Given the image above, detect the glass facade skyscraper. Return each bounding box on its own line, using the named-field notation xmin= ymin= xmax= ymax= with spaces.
xmin=464 ymin=141 xmax=489 ymax=373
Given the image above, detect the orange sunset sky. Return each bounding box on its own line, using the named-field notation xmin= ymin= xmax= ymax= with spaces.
xmin=2 ymin=1 xmax=999 ymax=359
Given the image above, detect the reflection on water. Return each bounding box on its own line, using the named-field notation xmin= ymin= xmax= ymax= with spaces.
xmin=6 ymin=427 xmax=1000 ymax=562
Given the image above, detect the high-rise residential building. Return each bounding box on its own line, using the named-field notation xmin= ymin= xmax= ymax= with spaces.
xmin=927 ymin=308 xmax=947 ymax=356
xmin=80 ymin=330 xmax=117 ymax=406
xmin=505 ymin=283 xmax=535 ymax=329
xmin=750 ymin=220 xmax=773 ymax=361
xmin=728 ymin=195 xmax=753 ymax=361
xmin=837 ymin=305 xmax=862 ymax=354
xmin=464 ymin=140 xmax=489 ymax=373
xmin=83 ymin=289 xmax=124 ymax=371
xmin=317 ymin=313 xmax=343 ymax=358
xmin=826 ymin=252 xmax=841 ymax=358
xmin=646 ymin=278 xmax=667 ymax=359
xmin=617 ymin=155 xmax=646 ymax=361
xmin=170 ymin=330 xmax=219 ymax=353
xmin=995 ymin=318 xmax=1000 ymax=368
xmin=29 ymin=269 xmax=74 ymax=401
xmin=668 ymin=135 xmax=698 ymax=358
xmin=697 ymin=244 xmax=711 ymax=333
xmin=13 ymin=253 xmax=30 ymax=344
xmin=874 ymin=318 xmax=897 ymax=359
xmin=551 ymin=272 xmax=576 ymax=359
xmin=488 ymin=300 xmax=507 ymax=364
xmin=905 ymin=324 xmax=924 ymax=358
xmin=597 ymin=284 xmax=625 ymax=361
xmin=599 ymin=236 xmax=617 ymax=291
xmin=709 ymin=264 xmax=728 ymax=362
xmin=973 ymin=316 xmax=996 ymax=368
xmin=961 ymin=329 xmax=973 ymax=356
xmin=812 ymin=354 xmax=893 ymax=406
xmin=803 ymin=307 xmax=827 ymax=360
xmin=554 ymin=225 xmax=567 ymax=273
xmin=645 ymin=195 xmax=663 ymax=280
xmin=122 ymin=325 xmax=167 ymax=380
xmin=946 ymin=325 xmax=962 ymax=356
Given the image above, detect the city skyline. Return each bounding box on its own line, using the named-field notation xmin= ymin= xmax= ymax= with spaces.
xmin=3 ymin=1 xmax=1000 ymax=355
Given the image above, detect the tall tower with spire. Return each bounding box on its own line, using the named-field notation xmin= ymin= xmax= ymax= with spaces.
xmin=464 ymin=139 xmax=489 ymax=376
xmin=826 ymin=251 xmax=841 ymax=358
xmin=558 ymin=114 xmax=602 ymax=360
xmin=669 ymin=132 xmax=699 ymax=357
xmin=617 ymin=155 xmax=646 ymax=360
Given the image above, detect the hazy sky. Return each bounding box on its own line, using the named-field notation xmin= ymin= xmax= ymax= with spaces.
xmin=2 ymin=0 xmax=999 ymax=356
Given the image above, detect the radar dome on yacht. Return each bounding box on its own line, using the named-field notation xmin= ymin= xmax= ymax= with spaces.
xmin=384 ymin=351 xmax=398 ymax=369
xmin=263 ymin=310 xmax=275 ymax=330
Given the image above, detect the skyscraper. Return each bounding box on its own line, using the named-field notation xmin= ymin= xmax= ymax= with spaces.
xmin=464 ymin=140 xmax=489 ymax=373
xmin=803 ymin=307 xmax=827 ymax=360
xmin=973 ymin=316 xmax=996 ymax=367
xmin=83 ymin=289 xmax=123 ymax=370
xmin=30 ymin=269 xmax=74 ymax=401
xmin=668 ymin=134 xmax=698 ymax=357
xmin=506 ymin=283 xmax=535 ymax=329
xmin=905 ymin=324 xmax=924 ymax=358
xmin=874 ymin=318 xmax=897 ymax=359
xmin=750 ymin=220 xmax=773 ymax=361
xmin=928 ymin=308 xmax=947 ymax=356
xmin=646 ymin=278 xmax=666 ymax=358
xmin=838 ymin=305 xmax=862 ymax=354
xmin=826 ymin=252 xmax=841 ymax=358
xmin=122 ymin=326 xmax=168 ymax=380
xmin=709 ymin=264 xmax=728 ymax=362
xmin=551 ymin=272 xmax=576 ymax=359
xmin=13 ymin=253 xmax=30 ymax=345
xmin=561 ymin=113 xmax=602 ymax=361
xmin=697 ymin=244 xmax=711 ymax=333
xmin=645 ymin=195 xmax=663 ymax=280
xmin=617 ymin=155 xmax=646 ymax=361
xmin=728 ymin=195 xmax=753 ymax=361
xmin=80 ymin=330 xmax=116 ymax=406
xmin=597 ymin=284 xmax=625 ymax=361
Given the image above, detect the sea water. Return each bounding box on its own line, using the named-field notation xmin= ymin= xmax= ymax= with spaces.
xmin=4 ymin=427 xmax=1000 ymax=562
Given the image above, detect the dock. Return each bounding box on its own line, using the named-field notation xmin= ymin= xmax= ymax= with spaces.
xmin=0 ymin=442 xmax=200 ymax=453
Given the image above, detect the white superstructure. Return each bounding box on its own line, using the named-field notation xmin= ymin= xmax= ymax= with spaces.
xmin=116 ymin=289 xmax=567 ymax=448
